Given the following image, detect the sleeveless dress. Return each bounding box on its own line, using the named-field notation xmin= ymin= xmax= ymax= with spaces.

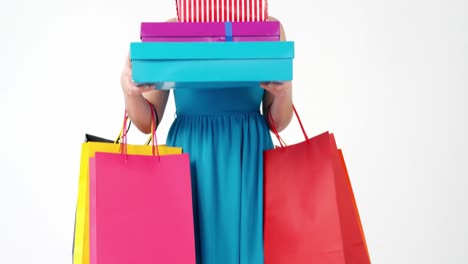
xmin=166 ymin=86 xmax=274 ymax=264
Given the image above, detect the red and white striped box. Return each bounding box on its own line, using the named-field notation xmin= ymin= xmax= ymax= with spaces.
xmin=176 ymin=0 xmax=269 ymax=22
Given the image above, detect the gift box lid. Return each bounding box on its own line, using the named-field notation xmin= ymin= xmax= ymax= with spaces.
xmin=130 ymin=41 xmax=294 ymax=60
xmin=140 ymin=21 xmax=280 ymax=38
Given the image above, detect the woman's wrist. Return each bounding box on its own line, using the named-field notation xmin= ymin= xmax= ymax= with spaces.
xmin=269 ymin=88 xmax=293 ymax=131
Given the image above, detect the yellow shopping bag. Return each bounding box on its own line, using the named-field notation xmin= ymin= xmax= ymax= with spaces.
xmin=73 ymin=108 xmax=182 ymax=264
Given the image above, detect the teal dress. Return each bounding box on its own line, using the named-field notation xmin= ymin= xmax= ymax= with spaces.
xmin=166 ymin=86 xmax=274 ymax=264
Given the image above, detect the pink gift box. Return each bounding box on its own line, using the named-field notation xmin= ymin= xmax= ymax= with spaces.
xmin=140 ymin=21 xmax=280 ymax=42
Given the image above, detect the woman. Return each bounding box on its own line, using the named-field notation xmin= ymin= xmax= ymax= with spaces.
xmin=120 ymin=16 xmax=293 ymax=264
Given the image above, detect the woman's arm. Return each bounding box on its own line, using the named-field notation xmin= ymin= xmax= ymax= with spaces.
xmin=120 ymin=18 xmax=177 ymax=134
xmin=261 ymin=16 xmax=294 ymax=132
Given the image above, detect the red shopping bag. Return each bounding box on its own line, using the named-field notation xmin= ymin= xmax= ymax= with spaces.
xmin=176 ymin=0 xmax=269 ymax=22
xmin=263 ymin=106 xmax=371 ymax=264
xmin=89 ymin=110 xmax=196 ymax=264
xmin=337 ymin=149 xmax=371 ymax=260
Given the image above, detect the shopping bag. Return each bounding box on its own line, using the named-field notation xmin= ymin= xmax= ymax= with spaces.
xmin=176 ymin=0 xmax=268 ymax=22
xmin=263 ymin=105 xmax=371 ymax=264
xmin=88 ymin=109 xmax=195 ymax=264
xmin=73 ymin=104 xmax=182 ymax=264
xmin=337 ymin=148 xmax=371 ymax=261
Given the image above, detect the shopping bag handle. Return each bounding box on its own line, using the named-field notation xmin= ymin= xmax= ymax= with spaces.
xmin=115 ymin=103 xmax=159 ymax=145
xmin=114 ymin=119 xmax=132 ymax=144
xmin=120 ymin=99 xmax=160 ymax=158
xmin=268 ymin=104 xmax=309 ymax=148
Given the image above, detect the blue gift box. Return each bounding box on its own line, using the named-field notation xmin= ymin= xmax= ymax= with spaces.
xmin=130 ymin=41 xmax=294 ymax=89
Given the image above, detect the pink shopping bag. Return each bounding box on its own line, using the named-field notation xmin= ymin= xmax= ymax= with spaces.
xmin=89 ymin=110 xmax=195 ymax=264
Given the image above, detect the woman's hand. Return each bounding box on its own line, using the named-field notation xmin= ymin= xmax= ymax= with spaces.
xmin=120 ymin=53 xmax=155 ymax=96
xmin=260 ymin=81 xmax=292 ymax=97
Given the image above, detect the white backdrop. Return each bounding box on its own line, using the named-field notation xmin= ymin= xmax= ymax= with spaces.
xmin=1 ymin=0 xmax=467 ymax=263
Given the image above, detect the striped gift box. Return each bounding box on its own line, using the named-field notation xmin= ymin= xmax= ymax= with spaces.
xmin=176 ymin=0 xmax=268 ymax=22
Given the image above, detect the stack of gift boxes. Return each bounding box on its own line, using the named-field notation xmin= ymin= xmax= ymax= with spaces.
xmin=130 ymin=0 xmax=294 ymax=90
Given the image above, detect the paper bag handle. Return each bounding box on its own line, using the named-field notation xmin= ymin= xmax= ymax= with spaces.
xmin=115 ymin=103 xmax=159 ymax=145
xmin=120 ymin=99 xmax=160 ymax=157
xmin=268 ymin=104 xmax=309 ymax=148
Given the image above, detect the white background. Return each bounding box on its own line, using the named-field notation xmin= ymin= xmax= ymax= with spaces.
xmin=1 ymin=0 xmax=467 ymax=263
